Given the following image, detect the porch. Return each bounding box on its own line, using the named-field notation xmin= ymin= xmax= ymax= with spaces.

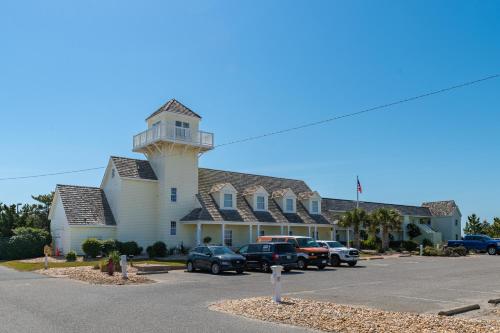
xmin=180 ymin=221 xmax=334 ymax=249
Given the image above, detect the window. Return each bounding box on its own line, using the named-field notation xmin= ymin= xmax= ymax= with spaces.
xmin=111 ymin=169 xmax=115 ymax=178
xmin=224 ymin=229 xmax=233 ymax=246
xmin=175 ymin=121 xmax=190 ymax=138
xmin=223 ymin=193 xmax=233 ymax=208
xmin=259 ymin=229 xmax=265 ymax=236
xmin=455 ymin=220 xmax=459 ymax=227
xmin=256 ymin=196 xmax=265 ymax=210
xmin=171 ymin=188 xmax=177 ymax=202
xmin=289 ymin=230 xmax=293 ymax=236
xmin=238 ymin=245 xmax=248 ymax=254
xmin=170 ymin=221 xmax=177 ymax=235
xmin=311 ymin=200 xmax=319 ymax=214
xmin=285 ymin=198 xmax=294 ymax=212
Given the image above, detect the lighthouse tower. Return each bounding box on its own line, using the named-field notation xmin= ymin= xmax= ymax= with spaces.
xmin=132 ymin=99 xmax=214 ymax=245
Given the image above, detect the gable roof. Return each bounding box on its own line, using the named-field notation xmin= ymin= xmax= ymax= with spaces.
xmin=422 ymin=201 xmax=458 ymax=217
xmin=146 ymin=99 xmax=201 ymax=120
xmin=181 ymin=168 xmax=330 ymax=225
xmin=111 ymin=156 xmax=157 ymax=180
xmin=56 ymin=185 xmax=116 ymax=226
xmin=323 ymin=198 xmax=433 ymax=217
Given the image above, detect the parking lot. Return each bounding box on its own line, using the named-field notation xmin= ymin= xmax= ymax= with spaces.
xmin=1 ymin=255 xmax=500 ymax=332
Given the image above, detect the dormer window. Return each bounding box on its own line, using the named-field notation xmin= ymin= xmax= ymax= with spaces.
xmin=311 ymin=200 xmax=319 ymax=214
xmin=256 ymin=196 xmax=265 ymax=210
xmin=286 ymin=198 xmax=294 ymax=212
xmin=272 ymin=188 xmax=297 ymax=213
xmin=223 ymin=193 xmax=233 ymax=208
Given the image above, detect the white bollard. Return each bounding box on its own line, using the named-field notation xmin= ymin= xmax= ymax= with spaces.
xmin=120 ymin=255 xmax=128 ymax=279
xmin=271 ymin=265 xmax=283 ymax=303
xmin=44 ymin=254 xmax=48 ymax=270
xmin=420 ymin=244 xmax=423 ymax=256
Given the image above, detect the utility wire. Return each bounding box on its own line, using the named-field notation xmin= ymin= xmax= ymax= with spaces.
xmin=1 ymin=73 xmax=498 ymax=181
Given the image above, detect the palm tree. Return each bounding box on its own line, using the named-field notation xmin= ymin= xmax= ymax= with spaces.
xmin=363 ymin=213 xmax=379 ymax=241
xmin=372 ymin=208 xmax=402 ymax=250
xmin=339 ymin=208 xmax=368 ymax=249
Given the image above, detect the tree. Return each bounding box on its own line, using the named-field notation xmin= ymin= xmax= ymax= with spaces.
xmin=372 ymin=208 xmax=402 ymax=250
xmin=363 ymin=213 xmax=379 ymax=241
xmin=463 ymin=214 xmax=485 ymax=235
xmin=487 ymin=217 xmax=500 ymax=238
xmin=339 ymin=208 xmax=368 ymax=249
xmin=0 ymin=204 xmax=18 ymax=237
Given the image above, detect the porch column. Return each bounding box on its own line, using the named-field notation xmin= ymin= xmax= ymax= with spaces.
xmin=347 ymin=228 xmax=350 ymax=247
xmin=196 ymin=223 xmax=201 ymax=245
xmin=221 ymin=223 xmax=225 ymax=246
xmin=249 ymin=224 xmax=253 ymax=243
xmin=314 ymin=225 xmax=318 ymax=240
xmin=280 ymin=224 xmax=284 ymax=235
xmin=331 ymin=226 xmax=335 ymax=241
xmin=308 ymin=225 xmax=311 ymax=237
xmin=287 ymin=224 xmax=290 ymax=236
xmin=257 ymin=224 xmax=261 ymax=238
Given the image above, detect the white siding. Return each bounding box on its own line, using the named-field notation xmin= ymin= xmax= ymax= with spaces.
xmin=50 ymin=194 xmax=71 ymax=255
xmin=69 ymin=226 xmax=117 ymax=255
xmin=101 ymin=161 xmax=122 ymax=222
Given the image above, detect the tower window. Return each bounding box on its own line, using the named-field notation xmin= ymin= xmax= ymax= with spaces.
xmin=171 ymin=188 xmax=177 ymax=202
xmin=170 ymin=221 xmax=177 ymax=235
xmin=223 ymin=193 xmax=233 ymax=208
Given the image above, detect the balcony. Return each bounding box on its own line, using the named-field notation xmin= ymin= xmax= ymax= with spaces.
xmin=133 ymin=124 xmax=214 ymax=152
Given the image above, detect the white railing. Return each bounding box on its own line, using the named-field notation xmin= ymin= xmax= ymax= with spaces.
xmin=133 ymin=124 xmax=214 ymax=150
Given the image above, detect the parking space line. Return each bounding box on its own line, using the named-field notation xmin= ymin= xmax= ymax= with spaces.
xmin=284 ymin=281 xmax=384 ymax=296
xmin=392 ymin=295 xmax=465 ymax=304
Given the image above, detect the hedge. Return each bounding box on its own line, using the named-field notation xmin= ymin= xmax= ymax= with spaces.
xmin=0 ymin=228 xmax=51 ymax=260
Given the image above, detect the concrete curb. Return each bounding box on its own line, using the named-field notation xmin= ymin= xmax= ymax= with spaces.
xmin=488 ymin=298 xmax=500 ymax=305
xmin=359 ymin=257 xmax=384 ymax=261
xmin=438 ymin=304 xmax=480 ymax=316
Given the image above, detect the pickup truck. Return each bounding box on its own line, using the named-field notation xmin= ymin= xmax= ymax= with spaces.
xmin=447 ymin=235 xmax=500 ymax=255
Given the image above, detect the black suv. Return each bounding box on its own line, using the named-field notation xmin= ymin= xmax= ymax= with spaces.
xmin=186 ymin=245 xmax=246 ymax=274
xmin=238 ymin=242 xmax=298 ymax=273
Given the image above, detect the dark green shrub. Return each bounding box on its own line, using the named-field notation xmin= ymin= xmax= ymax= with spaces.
xmin=66 ymin=250 xmax=77 ymax=262
xmin=118 ymin=241 xmax=142 ymax=256
xmin=101 ymin=239 xmax=119 ymax=255
xmin=444 ymin=246 xmax=467 ymax=257
xmin=401 ymin=240 xmax=418 ymax=252
xmin=81 ymin=238 xmax=102 ymax=258
xmin=423 ymin=246 xmax=440 ymax=256
xmin=13 ymin=227 xmax=51 ymax=245
xmin=406 ymin=223 xmax=421 ymax=239
xmin=361 ymin=236 xmax=379 ymax=250
xmin=146 ymin=246 xmax=154 ymax=258
xmin=152 ymin=241 xmax=167 ymax=257
xmin=203 ymin=236 xmax=212 ymax=244
xmin=2 ymin=233 xmax=47 ymax=259
xmin=389 ymin=241 xmax=402 ymax=250
xmin=421 ymin=238 xmax=434 ymax=248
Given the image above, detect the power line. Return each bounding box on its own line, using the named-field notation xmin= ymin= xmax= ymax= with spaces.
xmin=1 ymin=73 xmax=498 ymax=181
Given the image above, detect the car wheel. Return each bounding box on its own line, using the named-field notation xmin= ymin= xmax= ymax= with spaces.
xmin=297 ymin=258 xmax=307 ymax=270
xmin=317 ymin=264 xmax=326 ymax=270
xmin=348 ymin=261 xmax=357 ymax=267
xmin=186 ymin=261 xmax=195 ymax=272
xmin=211 ymin=263 xmax=221 ymax=275
xmin=236 ymin=269 xmax=244 ymax=274
xmin=487 ymin=247 xmax=497 ymax=255
xmin=261 ymin=261 xmax=271 ymax=273
xmin=330 ymin=255 xmax=341 ymax=267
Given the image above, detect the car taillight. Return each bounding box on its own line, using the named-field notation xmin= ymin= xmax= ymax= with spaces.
xmin=272 ymin=253 xmax=280 ymax=261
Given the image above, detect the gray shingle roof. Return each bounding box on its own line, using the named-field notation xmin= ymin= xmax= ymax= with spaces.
xmin=323 ymin=198 xmax=433 ymax=217
xmin=111 ymin=156 xmax=157 ymax=180
xmin=181 ymin=168 xmax=331 ymax=225
xmin=146 ymin=99 xmax=201 ymax=120
xmin=422 ymin=201 xmax=457 ymax=216
xmin=56 ymin=185 xmax=116 ymax=226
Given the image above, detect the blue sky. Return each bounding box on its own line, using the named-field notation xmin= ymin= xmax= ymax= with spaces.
xmin=0 ymin=1 xmax=499 ymax=224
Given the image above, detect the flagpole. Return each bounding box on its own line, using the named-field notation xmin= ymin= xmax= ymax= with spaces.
xmin=356 ymin=175 xmax=359 ymax=209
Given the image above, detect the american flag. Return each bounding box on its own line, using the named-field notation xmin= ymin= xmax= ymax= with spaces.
xmin=357 ymin=177 xmax=363 ymax=194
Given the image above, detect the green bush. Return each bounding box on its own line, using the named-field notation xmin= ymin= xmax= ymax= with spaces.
xmin=444 ymin=246 xmax=467 ymax=257
xmin=118 ymin=241 xmax=142 ymax=256
xmin=406 ymin=223 xmax=421 ymax=239
xmin=13 ymin=227 xmax=51 ymax=245
xmin=81 ymin=238 xmax=103 ymax=258
xmin=101 ymin=239 xmax=119 ymax=255
xmin=66 ymin=250 xmax=77 ymax=262
xmin=423 ymin=246 xmax=440 ymax=256
xmin=361 ymin=236 xmax=379 ymax=250
xmin=146 ymin=241 xmax=167 ymax=258
xmin=401 ymin=240 xmax=418 ymax=252
xmin=0 ymin=228 xmax=51 ymax=260
xmin=421 ymin=238 xmax=434 ymax=248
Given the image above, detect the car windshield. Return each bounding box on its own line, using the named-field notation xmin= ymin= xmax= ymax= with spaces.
xmin=210 ymin=246 xmax=235 ymax=255
xmin=296 ymin=237 xmax=320 ymax=248
xmin=326 ymin=241 xmax=343 ymax=248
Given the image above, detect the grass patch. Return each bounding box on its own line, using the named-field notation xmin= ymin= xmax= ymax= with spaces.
xmin=0 ymin=258 xmax=185 ymax=272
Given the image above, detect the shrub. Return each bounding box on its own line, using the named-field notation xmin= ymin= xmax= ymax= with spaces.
xmin=0 ymin=228 xmax=51 ymax=260
xmin=401 ymin=240 xmax=418 ymax=252
xmin=101 ymin=239 xmax=119 ymax=255
xmin=146 ymin=246 xmax=154 ymax=258
xmin=203 ymin=236 xmax=212 ymax=244
xmin=421 ymin=238 xmax=434 ymax=248
xmin=118 ymin=241 xmax=142 ymax=256
xmin=444 ymin=246 xmax=467 ymax=257
xmin=13 ymin=227 xmax=51 ymax=245
xmin=423 ymin=246 xmax=440 ymax=256
xmin=152 ymin=241 xmax=167 ymax=257
xmin=389 ymin=240 xmax=402 ymax=250
xmin=361 ymin=236 xmax=380 ymax=250
xmin=81 ymin=238 xmax=102 ymax=258
xmin=66 ymin=250 xmax=77 ymax=262
xmin=406 ymin=223 xmax=421 ymax=239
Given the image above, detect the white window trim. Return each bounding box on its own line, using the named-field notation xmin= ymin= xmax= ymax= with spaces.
xmin=222 ymin=193 xmax=234 ymax=209
xmin=171 ymin=187 xmax=177 ymax=202
xmin=170 ymin=221 xmax=177 ymax=236
xmin=311 ymin=200 xmax=319 ymax=214
xmin=284 ymin=197 xmax=295 ymax=213
xmin=255 ymin=195 xmax=266 ymax=211
xmin=224 ymin=229 xmax=233 ymax=246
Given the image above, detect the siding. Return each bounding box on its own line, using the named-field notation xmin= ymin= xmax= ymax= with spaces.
xmin=69 ymin=226 xmax=117 ymax=255
xmin=50 ymin=194 xmax=71 ymax=254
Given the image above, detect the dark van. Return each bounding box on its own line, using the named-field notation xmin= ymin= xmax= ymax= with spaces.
xmin=238 ymin=242 xmax=298 ymax=273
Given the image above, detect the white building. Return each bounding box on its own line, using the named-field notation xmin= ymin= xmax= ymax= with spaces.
xmin=48 ymin=99 xmax=462 ymax=254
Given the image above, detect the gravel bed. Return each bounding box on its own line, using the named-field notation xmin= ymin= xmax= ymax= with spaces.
xmin=37 ymin=266 xmax=154 ymax=285
xmin=211 ymin=297 xmax=500 ymax=333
